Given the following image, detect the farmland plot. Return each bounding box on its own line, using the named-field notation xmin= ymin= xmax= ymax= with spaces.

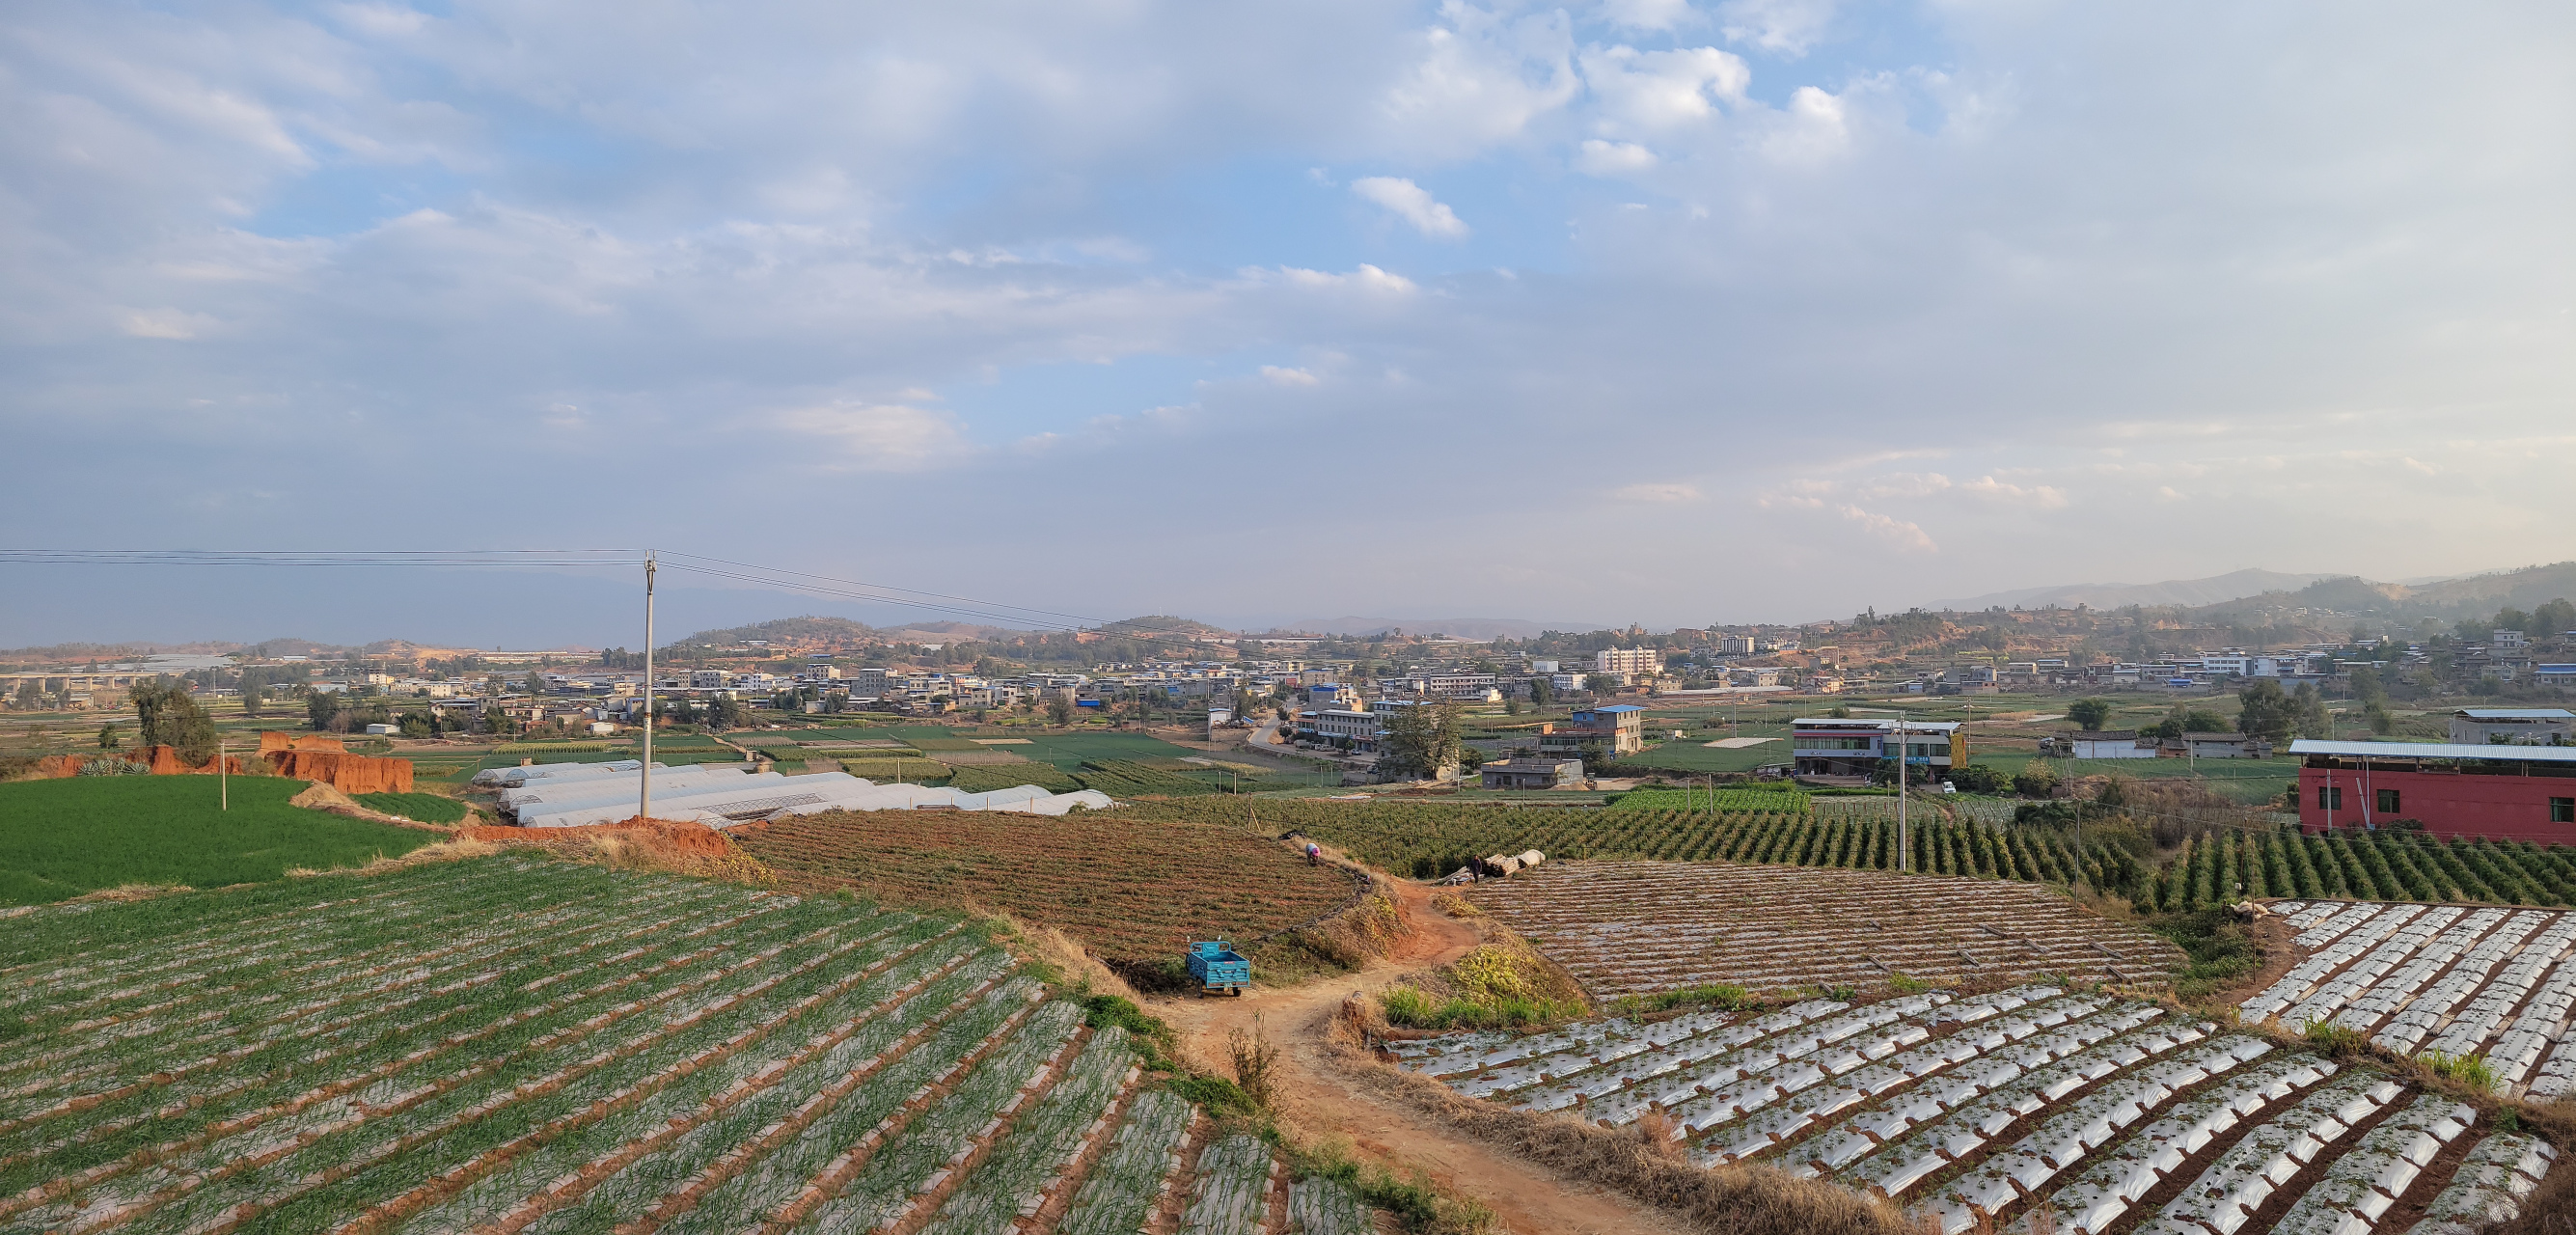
xmin=737 ymin=809 xmax=1357 ymax=962
xmin=0 ymin=854 xmax=1364 ymax=1234
xmin=1392 ymin=985 xmax=2560 ymax=1233
xmin=1466 ymin=861 xmax=2188 ymax=998
xmin=1125 ymin=797 xmax=2113 ymax=887
xmin=2239 ymin=899 xmax=2576 ymax=1097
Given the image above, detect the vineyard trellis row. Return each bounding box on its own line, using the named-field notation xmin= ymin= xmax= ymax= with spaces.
xmin=2136 ymin=825 xmax=2576 ymax=914
xmin=1139 ymin=798 xmax=2124 ymax=889
xmin=1127 ymin=799 xmax=2576 ymax=914
xmin=0 ymin=854 xmax=1364 ymax=1234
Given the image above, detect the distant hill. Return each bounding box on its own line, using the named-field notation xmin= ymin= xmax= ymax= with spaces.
xmin=1932 ymin=569 xmax=2337 ymax=612
xmin=2190 ymin=562 xmax=2576 ymax=624
xmin=1282 ymin=617 xmax=1610 ymax=641
xmin=1095 ymin=615 xmax=1230 ymax=638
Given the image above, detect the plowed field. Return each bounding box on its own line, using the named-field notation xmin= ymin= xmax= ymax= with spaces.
xmin=1466 ymin=861 xmax=2189 ymax=997
xmin=734 ymin=810 xmax=1359 ymax=961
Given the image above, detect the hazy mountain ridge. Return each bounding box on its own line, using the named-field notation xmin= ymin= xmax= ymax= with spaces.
xmin=1279 ymin=617 xmax=1611 ymax=640
xmin=1932 ymin=569 xmax=2340 ymax=612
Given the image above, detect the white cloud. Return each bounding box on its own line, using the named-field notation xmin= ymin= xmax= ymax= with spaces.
xmin=772 ymin=400 xmax=969 ymax=471
xmin=119 ymin=308 xmax=220 ymax=340
xmin=1616 ymin=481 xmax=1703 ymax=502
xmin=1351 ymin=177 xmax=1469 ymax=238
xmin=1265 ymin=263 xmax=1420 ymax=294
xmin=1579 ymin=45 xmax=1750 ymax=130
xmin=1838 ymin=505 xmax=1938 ymax=552
xmin=1378 ymin=3 xmax=1578 ymax=157
xmin=1600 ymin=0 xmax=1699 ymax=33
xmin=1260 ymin=365 xmax=1320 ymax=386
xmin=1862 ymin=472 xmax=1952 ymax=498
xmin=1959 ymin=475 xmax=2069 ymax=508
xmin=1757 ymin=85 xmax=1850 ymax=163
xmin=1576 ymin=139 xmax=1658 ymax=175
xmin=1718 ymin=0 xmax=1838 ymax=57
xmin=4 ymin=0 xmax=2574 ymax=636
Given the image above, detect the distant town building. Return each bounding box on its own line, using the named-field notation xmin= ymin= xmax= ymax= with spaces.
xmin=2043 ymin=730 xmax=2156 ymax=759
xmin=1481 ymin=757 xmax=1583 ymax=790
xmin=2448 ymin=708 xmax=2575 ymax=745
xmin=1792 ymin=718 xmax=1964 ymax=779
xmin=1595 ymin=647 xmax=1662 ymax=677
xmin=1542 ymin=704 xmax=1647 ymax=756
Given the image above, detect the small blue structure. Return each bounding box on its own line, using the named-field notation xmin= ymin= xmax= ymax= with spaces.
xmin=1186 ymin=940 xmax=1250 ymax=997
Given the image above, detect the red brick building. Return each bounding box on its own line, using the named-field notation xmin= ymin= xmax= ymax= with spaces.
xmin=2292 ymin=739 xmax=2576 ymax=844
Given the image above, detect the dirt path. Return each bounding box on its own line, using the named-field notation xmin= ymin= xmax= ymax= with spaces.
xmin=1148 ymin=881 xmax=1685 ymax=1235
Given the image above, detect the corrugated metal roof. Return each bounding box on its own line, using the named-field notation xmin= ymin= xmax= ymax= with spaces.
xmin=1794 ymin=718 xmax=1962 ymax=731
xmin=2455 ymin=708 xmax=2575 ymax=719
xmin=2287 ymin=739 xmax=2576 ymax=763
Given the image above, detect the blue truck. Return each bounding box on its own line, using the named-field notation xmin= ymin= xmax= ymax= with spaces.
xmin=1186 ymin=940 xmax=1249 ymax=997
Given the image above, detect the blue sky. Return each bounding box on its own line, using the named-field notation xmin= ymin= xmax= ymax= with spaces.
xmin=1 ymin=0 xmax=2571 ymax=645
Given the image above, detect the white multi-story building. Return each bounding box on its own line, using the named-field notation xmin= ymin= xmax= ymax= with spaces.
xmin=1315 ymin=708 xmax=1384 ymax=751
xmin=1595 ymin=647 xmax=1661 ymax=676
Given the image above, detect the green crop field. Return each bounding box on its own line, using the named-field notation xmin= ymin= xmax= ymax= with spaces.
xmin=2141 ymin=825 xmax=2576 ymax=912
xmin=0 ymin=854 xmax=1374 ymax=1230
xmin=0 ymin=776 xmax=439 ymax=905
xmin=1117 ymin=797 xmax=2129 ymax=887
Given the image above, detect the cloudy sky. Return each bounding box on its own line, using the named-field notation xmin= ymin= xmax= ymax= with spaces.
xmin=3 ymin=0 xmax=2571 ymax=645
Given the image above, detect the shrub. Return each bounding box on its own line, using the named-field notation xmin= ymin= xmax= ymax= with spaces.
xmin=2418 ymin=1051 xmax=2497 ymax=1093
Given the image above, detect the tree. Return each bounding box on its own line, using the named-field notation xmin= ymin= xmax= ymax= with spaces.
xmin=1528 ymin=677 xmax=1552 ymax=707
xmin=2151 ymin=704 xmax=2228 ymax=739
xmin=524 ymin=672 xmax=547 ymax=698
xmin=1045 ymin=693 xmax=1077 ymax=727
xmin=2292 ymin=682 xmax=2328 ymax=736
xmin=1376 ymin=700 xmax=1466 ymax=781
xmin=2068 ymin=698 xmax=2115 ymax=730
xmin=2013 ymin=762 xmax=2059 ymax=798
xmin=239 ymin=674 xmax=263 ymax=718
xmin=706 ymin=695 xmax=745 ymax=728
xmin=11 ymin=680 xmax=39 ymax=711
xmin=129 ymin=678 xmax=218 ymax=764
xmin=2535 ymin=598 xmax=2576 ymax=641
xmin=97 ymin=723 xmax=120 ymax=750
xmin=2347 ymin=667 xmax=2389 ymax=709
xmin=307 ymin=690 xmax=341 ymax=730
xmin=2235 ymin=680 xmax=2296 ymax=742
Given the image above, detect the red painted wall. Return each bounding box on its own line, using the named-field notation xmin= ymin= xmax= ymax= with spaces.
xmin=2298 ymin=766 xmax=2576 ymax=844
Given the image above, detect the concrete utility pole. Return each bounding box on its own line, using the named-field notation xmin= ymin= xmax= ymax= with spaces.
xmin=1895 ymin=717 xmax=1909 ymax=873
xmin=642 ymin=551 xmax=656 ymax=822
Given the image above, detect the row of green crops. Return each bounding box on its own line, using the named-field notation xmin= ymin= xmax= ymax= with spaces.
xmin=2137 ymin=825 xmax=2576 ymax=912
xmin=1122 ymin=798 xmax=2126 ymax=886
xmin=1071 ymin=759 xmax=1222 ymax=798
xmin=1605 ymin=787 xmax=1812 ymax=813
xmin=946 ymin=763 xmax=1084 ymax=794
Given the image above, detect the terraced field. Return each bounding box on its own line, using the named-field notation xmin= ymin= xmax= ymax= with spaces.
xmin=2240 ymin=899 xmax=2576 ymax=1098
xmin=1466 ymin=861 xmax=2189 ymax=997
xmin=1391 ymin=985 xmax=2557 ymax=1234
xmin=0 ymin=854 xmax=1361 ymax=1233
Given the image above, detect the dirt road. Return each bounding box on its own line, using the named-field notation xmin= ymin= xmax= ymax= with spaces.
xmin=1149 ymin=881 xmax=1685 ymax=1235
